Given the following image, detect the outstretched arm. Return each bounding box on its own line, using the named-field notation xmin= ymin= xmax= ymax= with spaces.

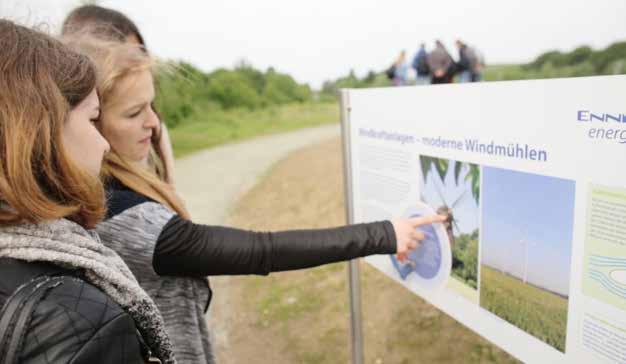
xmin=152 ymin=215 xmax=444 ymax=276
xmin=153 ymin=217 xmax=395 ymax=276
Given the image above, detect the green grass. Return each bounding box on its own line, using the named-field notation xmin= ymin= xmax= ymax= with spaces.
xmin=242 ymin=264 xmax=350 ymax=364
xmin=483 ymin=64 xmax=527 ymax=82
xmin=483 ymin=59 xmax=626 ymax=82
xmin=480 ymin=265 xmax=569 ymax=352
xmin=169 ymin=102 xmax=339 ymax=157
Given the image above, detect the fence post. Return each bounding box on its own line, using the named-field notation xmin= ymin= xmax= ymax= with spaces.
xmin=339 ymin=89 xmax=364 ymax=364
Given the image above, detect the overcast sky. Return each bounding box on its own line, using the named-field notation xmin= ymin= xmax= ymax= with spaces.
xmin=2 ymin=0 xmax=625 ymax=88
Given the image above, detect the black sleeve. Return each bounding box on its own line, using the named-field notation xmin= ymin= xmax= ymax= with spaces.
xmin=153 ymin=215 xmax=397 ymax=276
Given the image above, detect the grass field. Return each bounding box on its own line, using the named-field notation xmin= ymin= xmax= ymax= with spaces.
xmin=482 ymin=64 xmax=527 ymax=82
xmin=169 ymin=102 xmax=339 ymax=157
xmin=480 ymin=265 xmax=569 ymax=352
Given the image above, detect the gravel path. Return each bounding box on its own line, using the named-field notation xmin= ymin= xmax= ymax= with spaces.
xmin=175 ymin=124 xmax=340 ymax=225
xmin=174 ymin=124 xmax=341 ymax=362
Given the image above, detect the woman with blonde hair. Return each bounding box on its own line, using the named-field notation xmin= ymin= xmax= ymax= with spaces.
xmin=62 ymin=4 xmax=177 ymax=186
xmin=0 ymin=20 xmax=174 ymax=363
xmin=64 ymin=32 xmax=445 ymax=363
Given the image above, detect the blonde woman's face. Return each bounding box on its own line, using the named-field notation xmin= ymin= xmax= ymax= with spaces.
xmin=100 ymin=70 xmax=159 ymax=165
xmin=63 ymin=89 xmax=110 ymax=176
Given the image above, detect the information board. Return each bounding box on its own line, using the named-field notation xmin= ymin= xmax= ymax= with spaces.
xmin=343 ymin=76 xmax=626 ymax=363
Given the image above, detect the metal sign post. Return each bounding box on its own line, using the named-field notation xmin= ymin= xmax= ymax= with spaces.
xmin=339 ymin=89 xmax=364 ymax=364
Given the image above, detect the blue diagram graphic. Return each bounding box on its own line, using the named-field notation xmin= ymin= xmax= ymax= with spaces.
xmin=388 ymin=202 xmax=451 ymax=291
xmin=588 ymin=255 xmax=626 ymax=300
xmin=391 ymin=213 xmax=442 ymax=279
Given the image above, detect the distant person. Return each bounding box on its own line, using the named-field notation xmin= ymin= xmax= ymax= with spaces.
xmin=393 ymin=50 xmax=409 ymax=86
xmin=472 ymin=47 xmax=485 ymax=82
xmin=455 ymin=40 xmax=482 ymax=83
xmin=411 ymin=43 xmax=430 ymax=85
xmin=428 ymin=40 xmax=455 ymax=84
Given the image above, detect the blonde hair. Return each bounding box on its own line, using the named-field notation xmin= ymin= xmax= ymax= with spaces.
xmin=0 ymin=20 xmax=106 ymax=228
xmin=64 ymin=34 xmax=190 ymax=219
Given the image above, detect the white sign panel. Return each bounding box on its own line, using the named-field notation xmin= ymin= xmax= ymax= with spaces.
xmin=344 ymin=76 xmax=626 ymax=363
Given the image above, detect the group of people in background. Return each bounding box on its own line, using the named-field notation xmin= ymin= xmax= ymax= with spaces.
xmin=387 ymin=39 xmax=485 ymax=86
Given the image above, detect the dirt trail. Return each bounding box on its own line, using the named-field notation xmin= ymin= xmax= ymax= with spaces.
xmin=174 ymin=125 xmax=340 ymax=363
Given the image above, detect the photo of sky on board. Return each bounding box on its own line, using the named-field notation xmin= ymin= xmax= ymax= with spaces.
xmin=480 ymin=166 xmax=575 ymax=352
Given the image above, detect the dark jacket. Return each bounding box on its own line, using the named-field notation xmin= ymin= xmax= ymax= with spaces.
xmin=0 ymin=258 xmax=145 ymax=363
xmin=412 ymin=47 xmax=429 ymax=76
xmin=428 ymin=45 xmax=455 ymax=83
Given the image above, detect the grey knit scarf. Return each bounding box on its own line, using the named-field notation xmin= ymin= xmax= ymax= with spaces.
xmin=0 ymin=219 xmax=176 ymax=364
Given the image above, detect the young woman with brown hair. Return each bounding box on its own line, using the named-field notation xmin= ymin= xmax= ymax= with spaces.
xmin=65 ymin=31 xmax=445 ymax=363
xmin=0 ymin=20 xmax=175 ymax=363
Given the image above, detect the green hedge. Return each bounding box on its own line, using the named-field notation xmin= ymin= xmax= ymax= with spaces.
xmin=154 ymin=61 xmax=313 ymax=128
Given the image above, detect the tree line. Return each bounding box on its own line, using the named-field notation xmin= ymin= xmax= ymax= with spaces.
xmin=154 ymin=61 xmax=312 ymax=128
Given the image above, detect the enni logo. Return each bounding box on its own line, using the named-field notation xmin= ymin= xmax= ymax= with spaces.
xmin=577 ymin=110 xmax=626 ymax=144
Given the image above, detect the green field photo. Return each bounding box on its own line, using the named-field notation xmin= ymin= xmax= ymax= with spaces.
xmin=480 ymin=167 xmax=576 ymax=352
xmin=480 ymin=265 xmax=569 ymax=352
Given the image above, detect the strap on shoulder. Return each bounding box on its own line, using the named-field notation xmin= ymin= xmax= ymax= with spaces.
xmin=0 ymin=275 xmax=68 ymax=364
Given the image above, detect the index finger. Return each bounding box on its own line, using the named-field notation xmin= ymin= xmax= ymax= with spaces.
xmin=409 ymin=214 xmax=447 ymax=227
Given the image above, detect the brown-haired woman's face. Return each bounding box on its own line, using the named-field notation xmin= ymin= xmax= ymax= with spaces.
xmin=63 ymin=89 xmax=110 ymax=175
xmin=100 ymin=70 xmax=159 ymax=165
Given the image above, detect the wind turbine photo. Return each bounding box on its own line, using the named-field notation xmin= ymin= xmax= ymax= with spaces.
xmin=517 ymin=229 xmax=536 ymax=285
xmin=418 ymin=155 xmax=480 ymax=291
xmin=480 ymin=166 xmax=575 ymax=352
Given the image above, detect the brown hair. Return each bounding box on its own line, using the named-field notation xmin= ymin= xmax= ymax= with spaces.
xmin=64 ymin=35 xmax=190 ymax=219
xmin=0 ymin=20 xmax=106 ymax=228
xmin=62 ymin=5 xmax=146 ymax=46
